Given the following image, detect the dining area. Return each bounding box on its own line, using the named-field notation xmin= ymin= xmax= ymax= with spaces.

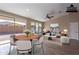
xmin=0 ymin=33 xmax=45 ymax=55
xmin=0 ymin=16 xmax=45 ymax=55
xmin=9 ymin=32 xmax=45 ymax=55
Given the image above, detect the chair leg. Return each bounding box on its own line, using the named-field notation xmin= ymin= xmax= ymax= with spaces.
xmin=28 ymin=49 xmax=32 ymax=54
xmin=17 ymin=50 xmax=19 ymax=55
xmin=8 ymin=45 xmax=11 ymax=55
xmin=41 ymin=43 xmax=44 ymax=54
xmin=32 ymin=46 xmax=34 ymax=54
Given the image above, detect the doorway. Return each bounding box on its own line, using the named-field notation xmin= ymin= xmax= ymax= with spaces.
xmin=69 ymin=22 xmax=78 ymax=40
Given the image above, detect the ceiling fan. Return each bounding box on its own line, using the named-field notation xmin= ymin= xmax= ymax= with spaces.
xmin=46 ymin=14 xmax=54 ymax=19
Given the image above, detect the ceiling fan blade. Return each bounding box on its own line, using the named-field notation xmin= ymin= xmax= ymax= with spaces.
xmin=46 ymin=14 xmax=54 ymax=19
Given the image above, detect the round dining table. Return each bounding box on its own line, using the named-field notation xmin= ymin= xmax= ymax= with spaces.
xmin=15 ymin=34 xmax=39 ymax=41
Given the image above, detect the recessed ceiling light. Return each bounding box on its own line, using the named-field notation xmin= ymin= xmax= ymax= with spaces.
xmin=26 ymin=9 xmax=30 ymax=12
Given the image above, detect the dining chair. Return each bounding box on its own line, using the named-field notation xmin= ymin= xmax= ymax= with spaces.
xmin=15 ymin=40 xmax=32 ymax=55
xmin=44 ymin=35 xmax=48 ymax=40
xmin=32 ymin=36 xmax=44 ymax=54
xmin=60 ymin=36 xmax=70 ymax=45
xmin=9 ymin=35 xmax=16 ymax=54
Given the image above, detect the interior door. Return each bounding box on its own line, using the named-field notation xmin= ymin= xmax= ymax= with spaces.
xmin=69 ymin=22 xmax=78 ymax=40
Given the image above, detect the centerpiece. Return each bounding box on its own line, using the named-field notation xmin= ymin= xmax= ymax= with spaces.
xmin=23 ymin=29 xmax=31 ymax=37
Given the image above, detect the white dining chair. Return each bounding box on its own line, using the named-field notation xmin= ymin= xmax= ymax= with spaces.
xmin=44 ymin=35 xmax=48 ymax=40
xmin=9 ymin=35 xmax=16 ymax=54
xmin=15 ymin=41 xmax=32 ymax=55
xmin=32 ymin=36 xmax=44 ymax=54
xmin=0 ymin=38 xmax=10 ymax=55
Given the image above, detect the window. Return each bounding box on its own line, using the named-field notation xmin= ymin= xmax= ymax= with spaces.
xmin=31 ymin=22 xmax=35 ymax=33
xmin=36 ymin=23 xmax=39 ymax=33
xmin=38 ymin=23 xmax=42 ymax=33
xmin=31 ymin=22 xmax=42 ymax=34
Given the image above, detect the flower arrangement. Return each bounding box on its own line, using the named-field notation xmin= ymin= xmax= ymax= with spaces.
xmin=23 ymin=29 xmax=31 ymax=37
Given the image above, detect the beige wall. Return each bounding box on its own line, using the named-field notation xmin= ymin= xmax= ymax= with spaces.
xmin=44 ymin=13 xmax=79 ymax=32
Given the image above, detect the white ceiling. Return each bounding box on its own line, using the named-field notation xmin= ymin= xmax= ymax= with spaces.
xmin=0 ymin=3 xmax=79 ymax=22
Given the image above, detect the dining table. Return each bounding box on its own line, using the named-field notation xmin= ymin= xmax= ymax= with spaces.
xmin=15 ymin=34 xmax=39 ymax=41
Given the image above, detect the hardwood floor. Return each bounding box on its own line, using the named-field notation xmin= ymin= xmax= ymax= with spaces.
xmin=43 ymin=39 xmax=79 ymax=55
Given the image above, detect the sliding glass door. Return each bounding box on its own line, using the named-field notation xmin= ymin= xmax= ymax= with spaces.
xmin=31 ymin=21 xmax=42 ymax=34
